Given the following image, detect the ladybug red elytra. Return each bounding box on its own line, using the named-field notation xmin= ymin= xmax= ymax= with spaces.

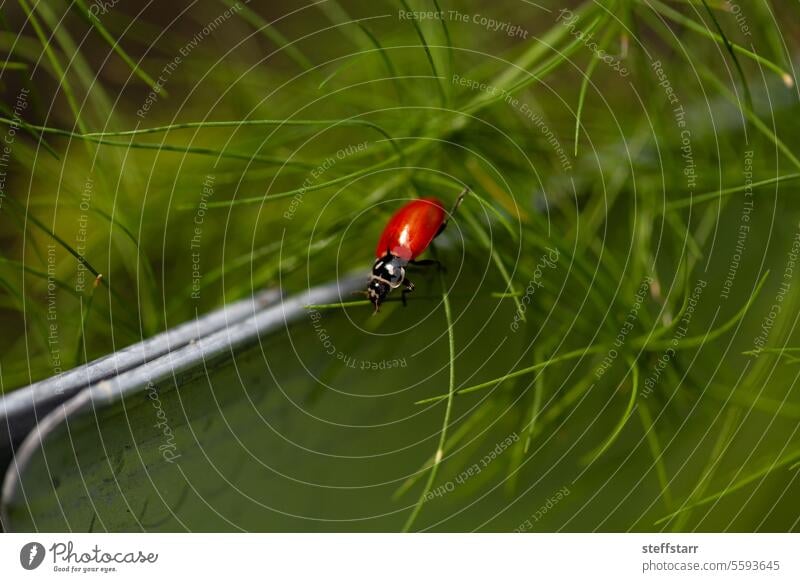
xmin=365 ymin=190 xmax=466 ymax=312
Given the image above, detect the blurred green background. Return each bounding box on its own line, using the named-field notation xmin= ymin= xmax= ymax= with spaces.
xmin=1 ymin=0 xmax=799 ymax=531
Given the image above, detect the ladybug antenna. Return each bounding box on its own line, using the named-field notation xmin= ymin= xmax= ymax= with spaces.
xmin=453 ymin=188 xmax=468 ymax=213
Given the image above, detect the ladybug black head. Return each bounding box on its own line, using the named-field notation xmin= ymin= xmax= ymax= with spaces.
xmin=366 ymin=254 xmax=406 ymax=313
xmin=366 ymin=278 xmax=390 ymax=312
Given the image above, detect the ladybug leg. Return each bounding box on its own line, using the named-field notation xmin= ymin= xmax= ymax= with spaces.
xmin=409 ymin=258 xmax=444 ymax=272
xmin=401 ymin=278 xmax=415 ymax=306
xmin=351 ymin=290 xmax=370 ymax=300
xmin=411 ymin=242 xmax=446 ymax=273
xmin=434 ymin=189 xmax=468 ymax=239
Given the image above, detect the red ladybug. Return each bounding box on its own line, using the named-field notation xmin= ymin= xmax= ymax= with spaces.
xmin=366 ymin=191 xmax=465 ymax=312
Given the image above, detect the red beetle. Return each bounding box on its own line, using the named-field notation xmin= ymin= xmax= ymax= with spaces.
xmin=365 ymin=191 xmax=465 ymax=312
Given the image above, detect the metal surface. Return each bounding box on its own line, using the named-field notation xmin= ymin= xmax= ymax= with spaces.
xmin=0 ymin=276 xmax=363 ymax=531
xmin=0 ymin=288 xmax=281 ymax=455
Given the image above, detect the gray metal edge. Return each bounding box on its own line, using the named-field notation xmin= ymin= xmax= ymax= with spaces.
xmin=0 ymin=289 xmax=282 ymax=450
xmin=0 ymin=275 xmax=362 ymax=531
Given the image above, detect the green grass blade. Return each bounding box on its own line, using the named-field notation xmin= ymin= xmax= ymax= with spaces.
xmin=3 ymin=197 xmax=125 ymax=309
xmin=18 ymin=0 xmax=88 ymax=135
xmin=522 ymin=348 xmax=546 ymax=455
xmin=0 ymin=61 xmax=28 ymax=70
xmin=666 ymin=173 xmax=800 ymax=211
xmin=196 ymin=146 xmax=404 ymax=208
xmin=394 ymin=403 xmax=493 ymax=500
xmin=79 ymin=117 xmax=400 ymax=154
xmin=398 ymin=0 xmax=445 ymax=106
xmin=402 ymin=269 xmax=456 ymax=531
xmin=0 ymin=101 xmax=60 ymax=160
xmin=73 ymin=0 xmax=163 ymax=95
xmin=73 ymin=293 xmax=96 ymax=367
xmin=641 ymin=270 xmax=769 ymax=351
xmin=573 ymin=13 xmax=619 ymax=157
xmin=671 ymin=407 xmax=740 ymax=531
xmin=698 ymin=0 xmax=753 ymax=111
xmin=416 ymin=346 xmax=604 ymax=404
xmin=654 ymin=448 xmax=800 ymax=526
xmin=316 ymin=0 xmax=375 ymax=51
xmin=582 ymin=360 xmax=639 ymax=463
xmin=222 ymin=0 xmax=314 ymax=71
xmin=0 ymin=117 xmax=321 ymax=168
xmin=431 ymin=0 xmax=453 ymax=77
xmin=644 ymin=0 xmax=793 ymax=87
xmin=357 ymin=23 xmax=403 ymax=101
xmin=465 ymin=29 xmax=596 ymax=116
xmin=638 ymin=402 xmax=674 ymax=510
xmin=573 ymin=53 xmax=600 ymax=158
xmin=700 ymin=65 xmax=800 ymax=172
xmin=460 ymin=206 xmax=524 ymax=320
